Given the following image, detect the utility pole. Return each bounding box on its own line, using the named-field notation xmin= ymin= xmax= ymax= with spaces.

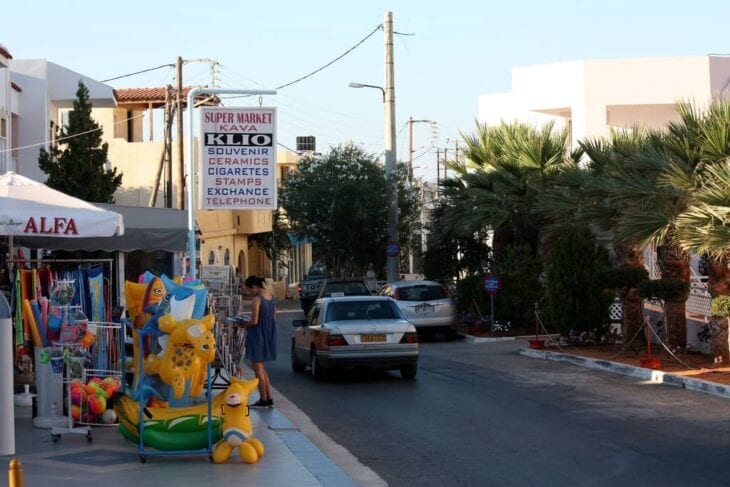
xmin=384 ymin=11 xmax=399 ymax=283
xmin=176 ymin=56 xmax=185 ymax=210
xmin=407 ymin=116 xmax=413 ymax=183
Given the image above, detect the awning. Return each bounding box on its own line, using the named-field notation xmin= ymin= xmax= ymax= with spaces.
xmin=16 ymin=204 xmax=188 ymax=252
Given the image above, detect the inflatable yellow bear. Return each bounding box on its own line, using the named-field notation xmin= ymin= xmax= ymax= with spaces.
xmin=144 ymin=314 xmax=216 ymax=399
xmin=212 ymin=379 xmax=265 ymax=464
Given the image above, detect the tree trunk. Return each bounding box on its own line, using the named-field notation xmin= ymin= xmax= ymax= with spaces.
xmin=708 ymin=254 xmax=730 ymax=361
xmin=656 ymin=237 xmax=690 ymax=348
xmin=613 ymin=243 xmax=645 ymax=346
xmin=621 ymin=288 xmax=645 ymax=347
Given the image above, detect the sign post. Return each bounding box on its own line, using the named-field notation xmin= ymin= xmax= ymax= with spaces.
xmin=482 ymin=274 xmax=502 ymax=330
xmin=186 ymin=88 xmax=277 ymax=279
xmin=199 ymin=106 xmax=277 ymax=211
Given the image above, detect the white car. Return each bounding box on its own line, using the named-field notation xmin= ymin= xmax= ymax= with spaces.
xmin=377 ymin=280 xmax=456 ymax=337
xmin=291 ymin=296 xmax=419 ymax=380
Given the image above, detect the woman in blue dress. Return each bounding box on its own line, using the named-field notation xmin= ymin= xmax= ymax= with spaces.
xmin=240 ymin=276 xmax=277 ymax=407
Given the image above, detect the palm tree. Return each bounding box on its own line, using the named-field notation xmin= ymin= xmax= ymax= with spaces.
xmin=540 ymin=129 xmax=651 ymax=342
xmin=440 ymin=121 xmax=577 ymax=258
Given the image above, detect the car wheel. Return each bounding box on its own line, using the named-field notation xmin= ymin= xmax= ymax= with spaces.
xmin=310 ymin=349 xmax=326 ymax=380
xmin=400 ymin=363 xmax=417 ymax=380
xmin=291 ymin=342 xmax=306 ymax=372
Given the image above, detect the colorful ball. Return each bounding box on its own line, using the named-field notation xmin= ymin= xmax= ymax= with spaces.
xmin=69 ymin=379 xmax=84 ymax=390
xmin=88 ymin=394 xmax=107 ymax=415
xmin=70 ymin=387 xmax=87 ymax=406
xmin=101 ymin=409 xmax=117 ymax=424
xmin=88 ymin=377 xmax=103 ymax=385
xmin=70 ymin=405 xmax=81 ymax=421
xmin=94 ymin=383 xmax=111 ymax=400
xmin=85 ymin=383 xmax=100 ymax=396
xmin=103 ymin=377 xmax=120 ymax=393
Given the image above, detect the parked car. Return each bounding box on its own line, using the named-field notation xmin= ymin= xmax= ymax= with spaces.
xmin=317 ymin=277 xmax=372 ymax=299
xmin=291 ymin=296 xmax=419 ymax=380
xmin=377 ymin=280 xmax=456 ymax=338
xmin=297 ymin=262 xmax=329 ymax=314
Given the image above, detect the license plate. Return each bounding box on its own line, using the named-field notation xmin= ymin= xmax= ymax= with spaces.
xmin=415 ymin=304 xmax=435 ymax=313
xmin=361 ymin=334 xmax=386 ymax=343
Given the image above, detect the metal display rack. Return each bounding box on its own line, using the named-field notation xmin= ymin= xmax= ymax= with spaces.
xmin=209 ymin=314 xmax=249 ymax=389
xmin=50 ymin=321 xmax=124 ymax=442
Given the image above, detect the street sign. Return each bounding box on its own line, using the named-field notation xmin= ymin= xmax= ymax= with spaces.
xmin=385 ymin=241 xmax=401 ymax=257
xmin=483 ymin=274 xmax=502 ymax=295
xmin=198 ymin=106 xmax=277 ymax=210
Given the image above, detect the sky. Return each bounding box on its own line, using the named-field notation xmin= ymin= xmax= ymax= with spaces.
xmin=6 ymin=0 xmax=730 ymax=181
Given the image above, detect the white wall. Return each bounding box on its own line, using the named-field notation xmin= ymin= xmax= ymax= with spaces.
xmin=478 ymin=56 xmax=728 ymax=145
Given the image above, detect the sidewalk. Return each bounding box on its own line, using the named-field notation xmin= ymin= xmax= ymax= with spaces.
xmin=2 ymin=370 xmax=383 ymax=486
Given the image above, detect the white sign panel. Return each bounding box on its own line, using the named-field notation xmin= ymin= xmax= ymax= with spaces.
xmin=199 ymin=106 xmax=277 ymax=210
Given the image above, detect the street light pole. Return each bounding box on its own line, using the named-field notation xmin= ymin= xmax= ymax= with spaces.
xmin=384 ymin=10 xmax=399 ymax=283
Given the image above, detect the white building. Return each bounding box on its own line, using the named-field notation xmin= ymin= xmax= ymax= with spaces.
xmin=479 ymin=56 xmax=730 ymax=146
xmin=9 ymin=59 xmax=116 ymax=182
xmin=0 ymin=45 xmax=20 ymax=173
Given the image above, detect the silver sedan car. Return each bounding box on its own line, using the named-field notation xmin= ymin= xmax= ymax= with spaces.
xmin=291 ymin=296 xmax=419 ymax=380
xmin=377 ymin=280 xmax=456 ymax=337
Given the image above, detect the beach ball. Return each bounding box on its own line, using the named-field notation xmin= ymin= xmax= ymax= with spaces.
xmin=88 ymin=395 xmax=107 ymax=415
xmin=70 ymin=387 xmax=87 ymax=406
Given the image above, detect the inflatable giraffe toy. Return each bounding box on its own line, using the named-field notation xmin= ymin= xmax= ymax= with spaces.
xmin=212 ymin=378 xmax=265 ymax=464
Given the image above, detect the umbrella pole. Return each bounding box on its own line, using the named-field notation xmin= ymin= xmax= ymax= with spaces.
xmin=7 ymin=237 xmax=13 ymax=264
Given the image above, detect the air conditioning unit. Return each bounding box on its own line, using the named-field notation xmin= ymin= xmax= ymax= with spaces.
xmin=296 ymin=136 xmax=316 ymax=153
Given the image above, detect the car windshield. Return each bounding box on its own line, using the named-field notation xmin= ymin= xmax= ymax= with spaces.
xmin=321 ymin=282 xmax=370 ymax=296
xmin=398 ymin=285 xmax=445 ymax=301
xmin=326 ymin=301 xmax=402 ymax=322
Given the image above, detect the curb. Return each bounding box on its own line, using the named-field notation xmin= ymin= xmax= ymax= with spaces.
xmin=519 ymin=347 xmax=730 ymax=400
xmin=459 ymin=333 xmax=559 ymax=344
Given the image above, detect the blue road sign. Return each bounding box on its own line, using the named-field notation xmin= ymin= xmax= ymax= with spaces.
xmin=385 ymin=241 xmax=401 ymax=257
xmin=483 ymin=274 xmax=502 ymax=294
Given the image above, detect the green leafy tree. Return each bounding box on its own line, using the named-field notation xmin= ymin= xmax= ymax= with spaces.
xmin=38 ymin=81 xmax=122 ymax=202
xmin=545 ymin=226 xmax=612 ymax=338
xmin=280 ymin=144 xmax=419 ymax=276
xmin=248 ymin=209 xmax=292 ymax=275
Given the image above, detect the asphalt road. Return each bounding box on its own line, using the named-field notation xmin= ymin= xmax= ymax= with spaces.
xmin=268 ymin=305 xmax=730 ymax=487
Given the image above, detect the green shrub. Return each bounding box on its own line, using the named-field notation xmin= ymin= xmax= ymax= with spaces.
xmin=637 ymin=278 xmax=690 ymax=303
xmin=454 ymin=244 xmax=542 ymax=328
xmin=598 ymin=266 xmax=649 ymax=291
xmin=711 ymin=295 xmax=730 ymax=317
xmin=545 ymin=226 xmax=613 ymax=337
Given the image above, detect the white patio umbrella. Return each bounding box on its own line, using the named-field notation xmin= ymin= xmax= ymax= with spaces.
xmin=0 ymin=171 xmax=124 ymax=238
xmin=0 ymin=171 xmax=124 ymax=455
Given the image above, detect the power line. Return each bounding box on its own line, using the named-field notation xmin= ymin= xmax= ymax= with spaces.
xmin=276 ymin=24 xmax=382 ymax=90
xmin=101 ymin=63 xmax=175 ymax=83
xmin=0 ymin=111 xmax=146 ymax=154
xmin=223 ymin=23 xmax=383 ymax=100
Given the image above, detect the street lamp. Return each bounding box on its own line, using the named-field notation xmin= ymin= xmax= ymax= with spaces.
xmin=348 ymin=82 xmax=385 ymax=101
xmin=349 ymin=79 xmax=399 ymax=282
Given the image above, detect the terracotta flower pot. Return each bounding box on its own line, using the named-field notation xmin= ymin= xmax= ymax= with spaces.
xmin=640 ymin=357 xmax=661 ymax=369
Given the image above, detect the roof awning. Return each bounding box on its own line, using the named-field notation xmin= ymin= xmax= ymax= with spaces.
xmin=16 ymin=204 xmax=188 ymax=252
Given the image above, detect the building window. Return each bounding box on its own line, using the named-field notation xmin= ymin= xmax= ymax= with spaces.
xmin=0 ymin=118 xmax=6 ymax=138
xmin=224 ymin=249 xmax=231 ymax=266
xmin=208 ymin=250 xmax=215 ymax=265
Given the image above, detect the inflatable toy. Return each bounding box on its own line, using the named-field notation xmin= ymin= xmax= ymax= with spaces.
xmin=134 ymin=277 xmax=166 ymax=329
xmin=161 ymin=275 xmax=207 ymax=319
xmin=212 ymin=379 xmax=264 ymax=464
xmin=124 ymin=281 xmax=148 ymax=326
xmin=115 ymin=389 xmax=227 ymax=451
xmin=144 ymin=314 xmax=216 ymax=399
